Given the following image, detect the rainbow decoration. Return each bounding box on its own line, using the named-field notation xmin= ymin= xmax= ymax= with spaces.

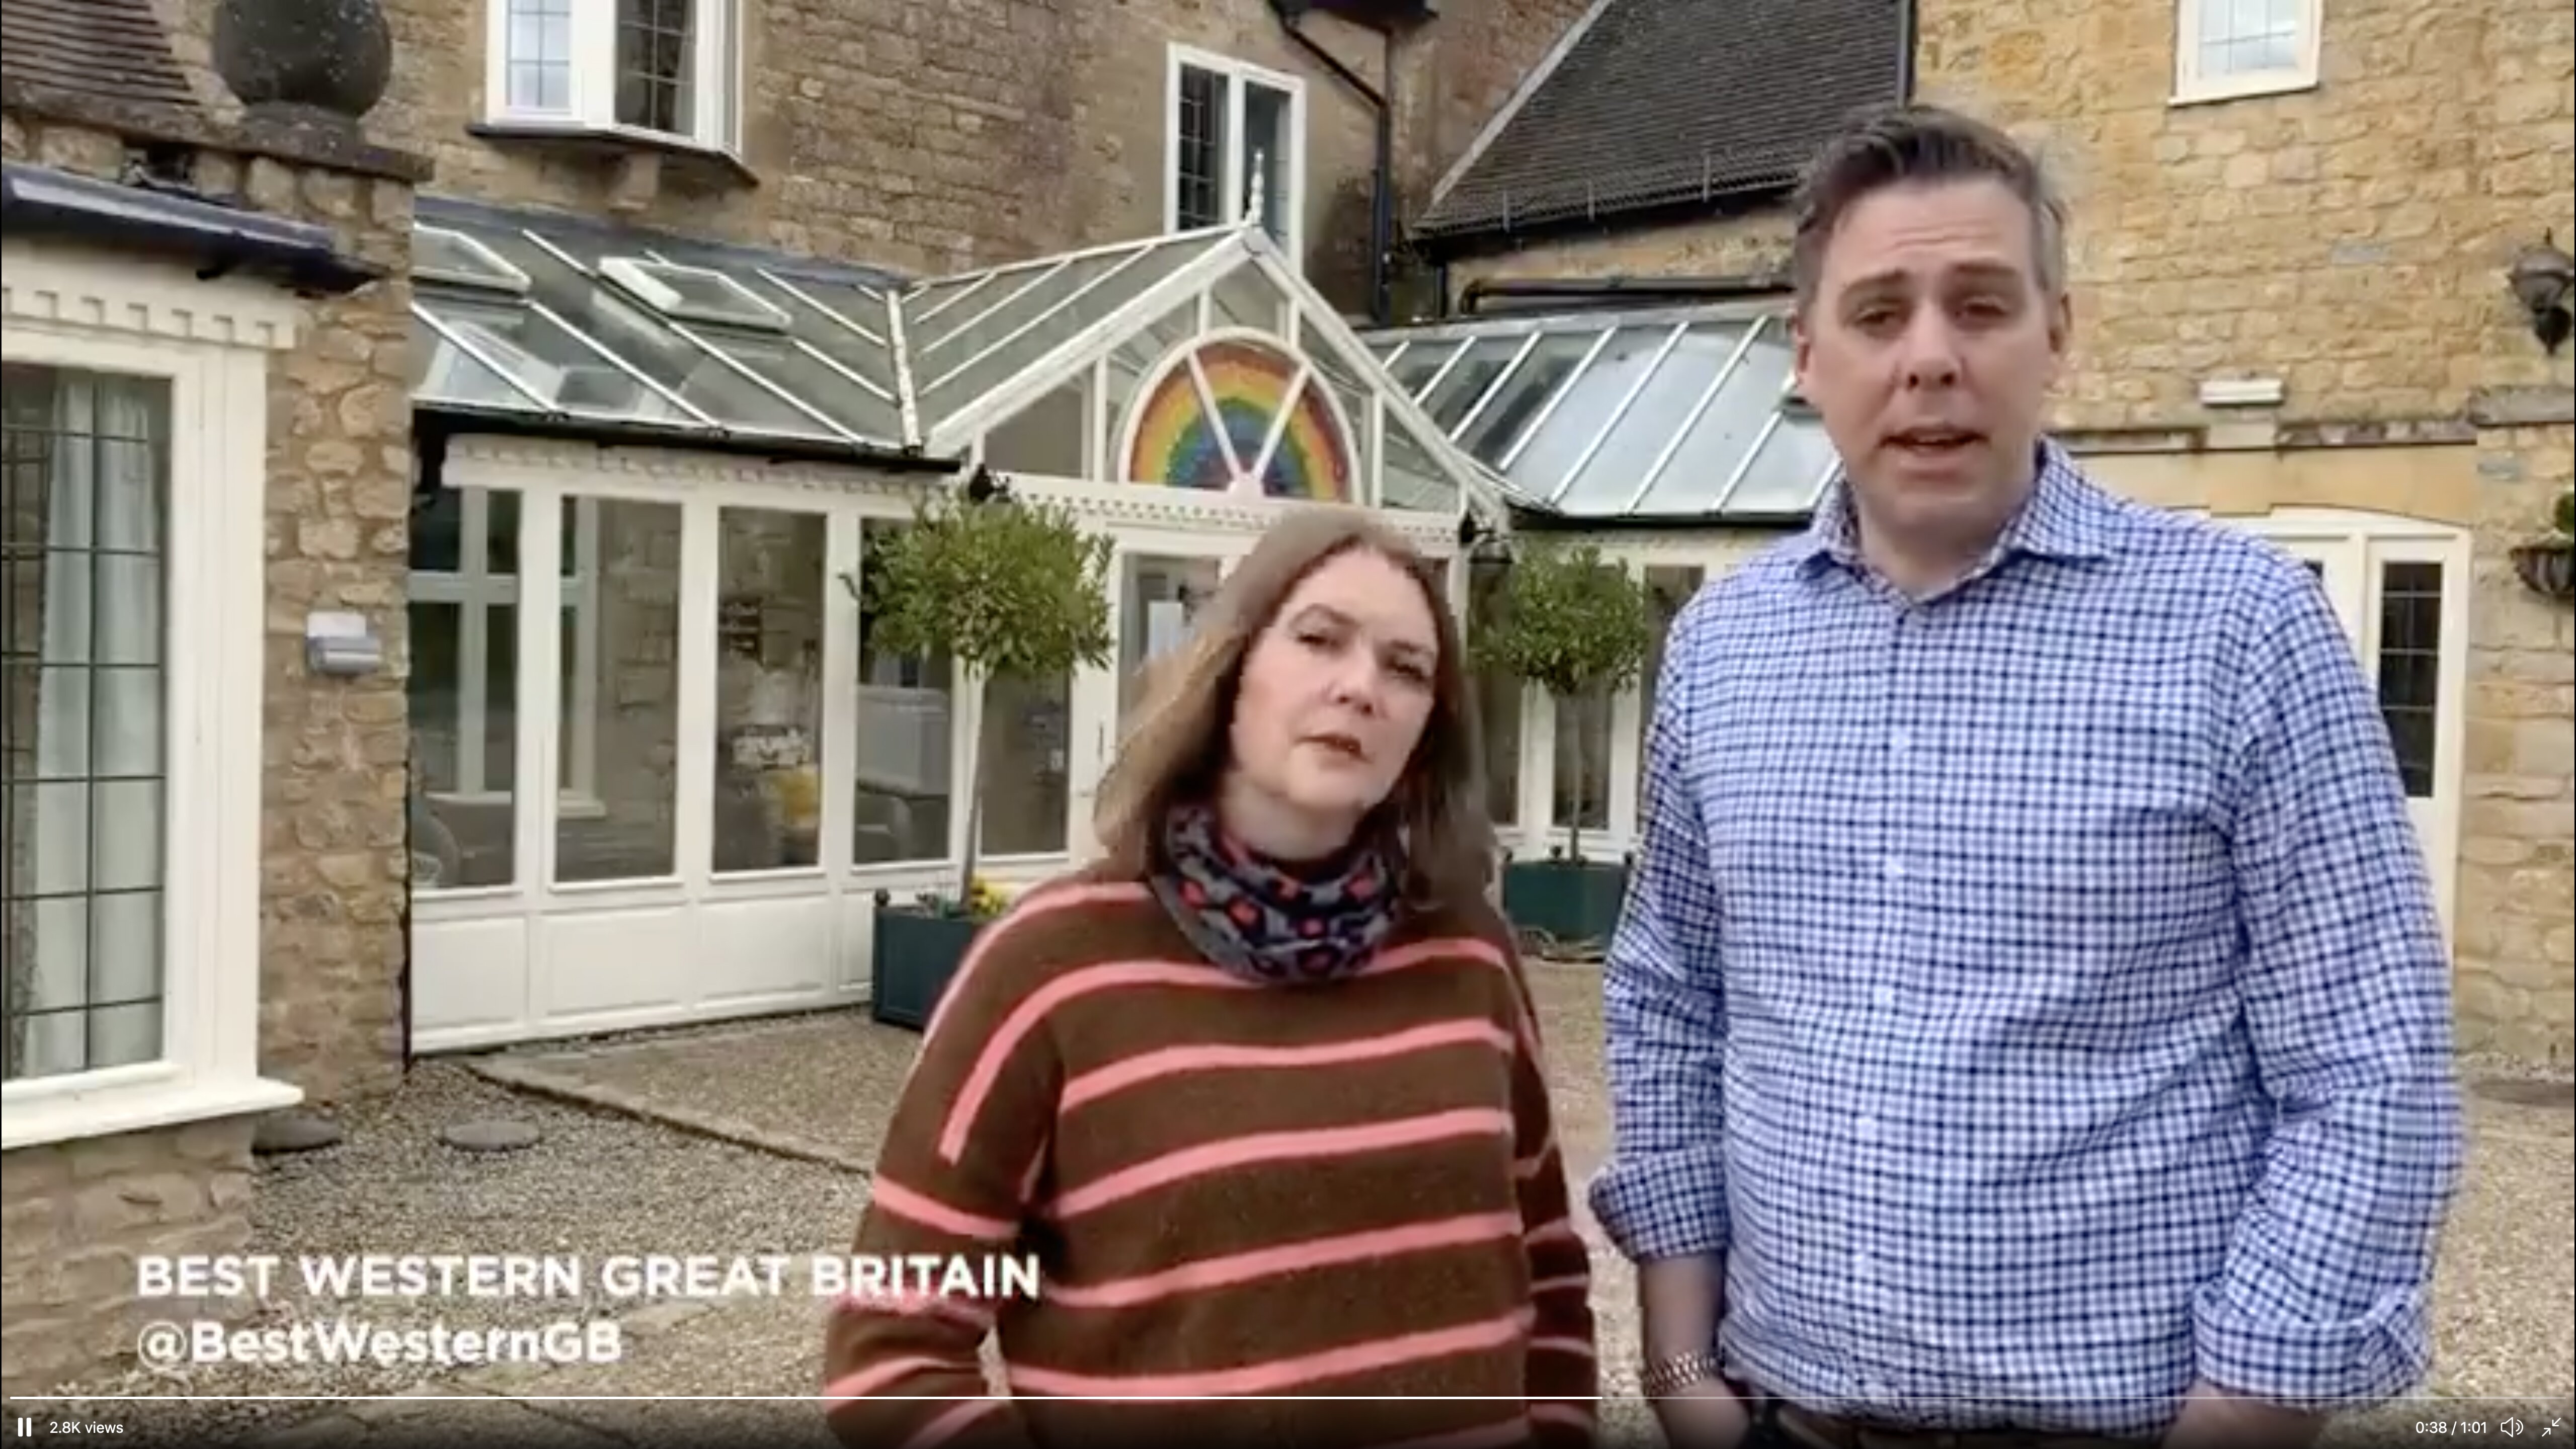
xmin=1124 ymin=358 xmax=1235 ymax=491
xmin=1123 ymin=336 xmax=1353 ymax=502
xmin=1259 ymin=367 xmax=1353 ymax=503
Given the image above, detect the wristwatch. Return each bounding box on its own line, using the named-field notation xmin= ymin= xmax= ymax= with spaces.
xmin=1640 ymin=1349 xmax=1729 ymax=1399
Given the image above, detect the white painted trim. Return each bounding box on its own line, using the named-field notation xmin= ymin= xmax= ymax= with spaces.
xmin=923 ymin=231 xmax=1243 ymax=454
xmin=480 ymin=0 xmax=745 ymax=157
xmin=1467 ymin=532 xmax=1780 ymax=852
xmin=1164 ymin=42 xmax=1309 ymax=275
xmin=5 ymin=1076 xmax=304 ymax=1152
xmin=2 ymin=244 xmax=303 ymax=1146
xmin=436 ymin=434 xmax=1458 ymax=554
xmin=410 ymin=496 xmax=605 ymax=813
xmin=2361 ymin=533 xmax=2472 ymax=942
xmin=1242 ymin=234 xmax=1521 ymax=526
xmin=2 ymin=238 xmax=304 ymax=350
xmin=2197 ymin=377 xmax=2286 ymax=408
xmin=2171 ymin=0 xmax=2321 ymax=106
xmin=1108 ymin=325 xmax=1361 ymax=504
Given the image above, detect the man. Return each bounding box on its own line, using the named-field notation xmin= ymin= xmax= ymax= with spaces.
xmin=1590 ymin=103 xmax=2466 ymax=1449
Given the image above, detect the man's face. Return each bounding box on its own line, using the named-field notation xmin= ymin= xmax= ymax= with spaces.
xmin=1793 ymin=177 xmax=2068 ymax=553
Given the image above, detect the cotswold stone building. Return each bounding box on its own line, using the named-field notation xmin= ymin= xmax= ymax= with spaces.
xmin=1380 ymin=0 xmax=2575 ymax=1064
xmin=3 ymin=0 xmax=427 ymax=1398
xmin=1 ymin=0 xmax=1592 ymax=1397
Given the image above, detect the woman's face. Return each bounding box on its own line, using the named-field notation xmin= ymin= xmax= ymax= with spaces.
xmin=1226 ymin=547 xmax=1443 ymax=843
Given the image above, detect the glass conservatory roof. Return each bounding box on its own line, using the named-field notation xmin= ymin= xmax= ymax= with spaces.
xmin=1355 ymin=303 xmax=1840 ymax=522
xmin=406 ymin=198 xmax=1507 ymax=519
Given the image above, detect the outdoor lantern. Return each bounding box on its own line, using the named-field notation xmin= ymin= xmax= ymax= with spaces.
xmin=2507 ymin=233 xmax=2574 ymax=354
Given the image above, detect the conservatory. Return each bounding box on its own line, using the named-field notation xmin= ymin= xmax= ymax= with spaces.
xmin=1355 ymin=300 xmax=1833 ymax=886
xmin=398 ymin=196 xmax=1518 ymax=1050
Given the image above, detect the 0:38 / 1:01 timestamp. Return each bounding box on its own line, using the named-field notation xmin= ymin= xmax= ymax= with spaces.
xmin=2417 ymin=1424 xmax=2492 ymax=1435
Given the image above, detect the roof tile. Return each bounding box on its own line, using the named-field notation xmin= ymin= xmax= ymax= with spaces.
xmin=0 ymin=0 xmax=204 ymax=118
xmin=1416 ymin=0 xmax=1907 ymax=239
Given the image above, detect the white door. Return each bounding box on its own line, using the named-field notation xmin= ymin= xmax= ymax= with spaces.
xmin=1064 ymin=535 xmax=1250 ymax=861
xmin=2268 ymin=531 xmax=2466 ymax=939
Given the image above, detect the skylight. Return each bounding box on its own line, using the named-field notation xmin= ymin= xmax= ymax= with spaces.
xmin=415 ymin=225 xmax=529 ymax=293
xmin=600 ymin=256 xmax=792 ymax=333
xmin=401 ymin=205 xmax=1509 ymax=520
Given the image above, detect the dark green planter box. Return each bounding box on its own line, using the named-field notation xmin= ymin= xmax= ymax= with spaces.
xmin=870 ymin=904 xmax=982 ymax=1031
xmin=1500 ymin=858 xmax=1630 ymax=950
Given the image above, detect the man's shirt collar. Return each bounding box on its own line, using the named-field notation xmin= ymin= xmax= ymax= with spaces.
xmin=1791 ymin=438 xmax=2119 ymax=584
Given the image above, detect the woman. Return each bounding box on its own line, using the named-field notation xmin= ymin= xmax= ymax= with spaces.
xmin=822 ymin=510 xmax=1597 ymax=1449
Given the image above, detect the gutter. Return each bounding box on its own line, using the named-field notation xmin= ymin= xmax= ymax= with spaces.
xmin=1459 ymin=273 xmax=1792 ymax=313
xmin=410 ymin=405 xmax=968 ymax=475
xmin=1 ymin=160 xmax=381 ymax=295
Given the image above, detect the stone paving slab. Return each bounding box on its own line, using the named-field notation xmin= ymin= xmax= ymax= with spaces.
xmin=468 ymin=1011 xmax=919 ymax=1172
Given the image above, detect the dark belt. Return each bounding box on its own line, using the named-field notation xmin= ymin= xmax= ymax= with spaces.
xmin=1773 ymin=1403 xmax=2144 ymax=1449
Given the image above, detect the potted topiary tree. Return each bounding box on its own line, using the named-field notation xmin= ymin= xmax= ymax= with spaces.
xmin=1474 ymin=539 xmax=1654 ymax=953
xmin=848 ymin=475 xmax=1114 ymax=1029
xmin=2508 ymin=488 xmax=2575 ymax=603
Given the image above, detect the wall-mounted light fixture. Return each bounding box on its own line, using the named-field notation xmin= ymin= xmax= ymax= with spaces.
xmin=2509 ymin=488 xmax=2575 ymax=604
xmin=2507 ymin=233 xmax=2573 ymax=355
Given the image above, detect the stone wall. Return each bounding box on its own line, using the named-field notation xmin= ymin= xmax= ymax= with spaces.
xmin=0 ymin=1118 xmax=259 ymax=1399
xmin=2452 ymin=0 xmax=2576 ymax=1062
xmin=150 ymin=0 xmax=1587 ymax=312
xmin=1 ymin=109 xmax=424 ymax=1102
xmin=2458 ymin=413 xmax=2575 ymax=1062
xmin=234 ymin=149 xmax=421 ymax=1105
xmin=1436 ymin=209 xmax=1795 ymax=294
xmin=2 ymin=100 xmax=422 ymax=1395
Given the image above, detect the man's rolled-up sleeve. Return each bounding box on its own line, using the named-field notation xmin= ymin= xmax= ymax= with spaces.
xmin=2197 ymin=561 xmax=2469 ymax=1407
xmin=1587 ymin=602 xmax=1734 ymax=1265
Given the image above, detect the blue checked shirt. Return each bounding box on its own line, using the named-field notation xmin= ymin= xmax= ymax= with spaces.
xmin=1589 ymin=442 xmax=2467 ymax=1437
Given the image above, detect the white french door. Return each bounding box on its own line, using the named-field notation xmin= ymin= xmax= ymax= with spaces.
xmin=2264 ymin=527 xmax=2470 ymax=938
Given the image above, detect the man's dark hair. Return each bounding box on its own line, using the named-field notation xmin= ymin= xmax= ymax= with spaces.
xmin=1788 ymin=103 xmax=2068 ymax=311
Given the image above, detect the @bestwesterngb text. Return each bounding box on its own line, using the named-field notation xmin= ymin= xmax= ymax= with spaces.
xmin=132 ymin=1251 xmax=1043 ymax=1372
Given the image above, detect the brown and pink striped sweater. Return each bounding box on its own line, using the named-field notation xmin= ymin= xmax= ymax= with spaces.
xmin=822 ymin=871 xmax=1598 ymax=1449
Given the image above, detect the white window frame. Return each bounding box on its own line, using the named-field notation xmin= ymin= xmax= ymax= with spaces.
xmin=2 ymin=240 xmax=305 ymax=1149
xmin=1164 ymin=43 xmax=1308 ymax=274
xmin=481 ymin=0 xmax=744 ymax=156
xmin=410 ymin=489 xmax=606 ymax=822
xmin=2172 ymin=0 xmax=2320 ymax=105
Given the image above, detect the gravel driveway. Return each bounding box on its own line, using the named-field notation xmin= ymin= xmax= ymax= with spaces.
xmin=17 ymin=962 xmax=2571 ymax=1448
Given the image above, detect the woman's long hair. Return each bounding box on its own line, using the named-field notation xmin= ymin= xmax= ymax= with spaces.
xmin=1089 ymin=510 xmax=1496 ymax=912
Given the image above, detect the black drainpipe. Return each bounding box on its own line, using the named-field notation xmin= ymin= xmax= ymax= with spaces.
xmin=1274 ymin=4 xmax=1396 ymax=326
xmin=1896 ymin=0 xmax=1918 ymax=100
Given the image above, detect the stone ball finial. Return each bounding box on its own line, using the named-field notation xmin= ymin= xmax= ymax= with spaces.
xmin=212 ymin=0 xmax=394 ymax=130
